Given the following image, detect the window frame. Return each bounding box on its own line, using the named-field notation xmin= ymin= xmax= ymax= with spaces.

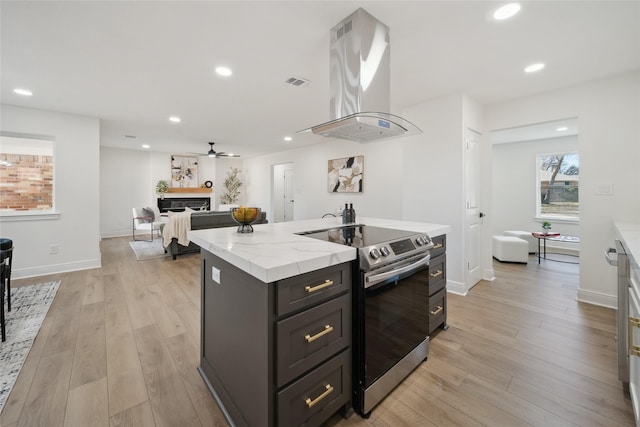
xmin=535 ymin=151 xmax=580 ymax=222
xmin=0 ymin=132 xmax=59 ymax=221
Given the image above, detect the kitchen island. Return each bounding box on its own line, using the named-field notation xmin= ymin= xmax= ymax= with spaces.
xmin=188 ymin=217 xmax=450 ymax=427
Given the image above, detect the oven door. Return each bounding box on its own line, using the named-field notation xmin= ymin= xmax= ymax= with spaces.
xmin=355 ymin=253 xmax=430 ymax=414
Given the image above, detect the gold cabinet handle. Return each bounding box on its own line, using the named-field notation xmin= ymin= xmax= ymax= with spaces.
xmin=305 ymin=279 xmax=334 ymax=293
xmin=430 ymin=270 xmax=443 ymax=278
xmin=305 ymin=384 xmax=334 ymax=408
xmin=430 ymin=306 xmax=443 ymax=316
xmin=630 ymin=317 xmax=640 ymax=357
xmin=433 ymin=243 xmax=443 ymax=249
xmin=305 ymin=325 xmax=334 ymax=343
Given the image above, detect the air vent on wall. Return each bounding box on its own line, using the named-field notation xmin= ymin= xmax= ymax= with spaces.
xmin=336 ymin=20 xmax=352 ymax=39
xmin=285 ymin=76 xmax=311 ymax=87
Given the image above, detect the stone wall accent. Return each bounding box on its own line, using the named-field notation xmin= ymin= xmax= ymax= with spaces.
xmin=0 ymin=154 xmax=53 ymax=210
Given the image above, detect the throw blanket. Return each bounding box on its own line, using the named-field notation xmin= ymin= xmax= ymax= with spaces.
xmin=162 ymin=210 xmax=192 ymax=248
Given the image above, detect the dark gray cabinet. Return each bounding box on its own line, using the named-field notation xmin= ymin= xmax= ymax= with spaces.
xmin=199 ymin=250 xmax=351 ymax=427
xmin=428 ymin=234 xmax=447 ymax=334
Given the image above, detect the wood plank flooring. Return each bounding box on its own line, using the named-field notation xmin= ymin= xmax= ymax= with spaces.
xmin=0 ymin=237 xmax=634 ymax=426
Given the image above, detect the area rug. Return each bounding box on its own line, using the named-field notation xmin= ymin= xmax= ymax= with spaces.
xmin=129 ymin=239 xmax=168 ymax=260
xmin=0 ymin=280 xmax=61 ymax=412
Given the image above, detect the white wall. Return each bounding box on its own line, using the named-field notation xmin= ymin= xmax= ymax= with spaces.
xmin=402 ymin=94 xmax=466 ymax=292
xmin=485 ymin=71 xmax=640 ymax=308
xmin=0 ymin=104 xmax=101 ymax=278
xmin=492 ymin=135 xmax=580 ymax=237
xmin=100 ymin=146 xmax=219 ymax=237
xmin=242 ymin=139 xmax=405 ymax=222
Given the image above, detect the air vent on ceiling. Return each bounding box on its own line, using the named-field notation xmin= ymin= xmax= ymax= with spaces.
xmin=124 ymin=134 xmax=137 ymax=139
xmin=285 ymin=76 xmax=311 ymax=87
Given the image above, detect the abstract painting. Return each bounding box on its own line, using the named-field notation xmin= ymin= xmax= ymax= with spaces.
xmin=328 ymin=156 xmax=363 ymax=193
xmin=171 ymin=155 xmax=198 ymax=188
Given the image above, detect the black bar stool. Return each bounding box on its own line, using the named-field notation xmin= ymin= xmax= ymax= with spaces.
xmin=0 ymin=238 xmax=13 ymax=312
xmin=0 ymin=249 xmax=7 ymax=342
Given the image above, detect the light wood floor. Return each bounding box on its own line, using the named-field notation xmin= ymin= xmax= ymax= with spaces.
xmin=1 ymin=237 xmax=634 ymax=426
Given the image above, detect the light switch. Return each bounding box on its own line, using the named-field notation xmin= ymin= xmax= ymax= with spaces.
xmin=595 ymin=183 xmax=614 ymax=195
xmin=211 ymin=266 xmax=221 ymax=284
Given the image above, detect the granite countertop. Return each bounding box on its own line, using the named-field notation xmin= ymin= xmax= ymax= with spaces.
xmin=615 ymin=222 xmax=640 ymax=268
xmin=188 ymin=217 xmax=451 ymax=283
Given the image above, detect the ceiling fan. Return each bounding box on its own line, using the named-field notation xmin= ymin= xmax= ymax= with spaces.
xmin=195 ymin=142 xmax=240 ymax=158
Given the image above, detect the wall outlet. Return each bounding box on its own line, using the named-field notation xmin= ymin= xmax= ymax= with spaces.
xmin=49 ymin=244 xmax=59 ymax=254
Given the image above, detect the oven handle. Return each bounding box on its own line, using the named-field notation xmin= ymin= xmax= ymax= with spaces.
xmin=365 ymin=254 xmax=430 ymax=288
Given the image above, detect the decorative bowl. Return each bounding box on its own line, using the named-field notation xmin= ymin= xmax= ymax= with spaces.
xmin=231 ymin=207 xmax=261 ymax=233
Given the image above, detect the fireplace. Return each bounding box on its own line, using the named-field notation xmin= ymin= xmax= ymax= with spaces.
xmin=157 ymin=197 xmax=210 ymax=213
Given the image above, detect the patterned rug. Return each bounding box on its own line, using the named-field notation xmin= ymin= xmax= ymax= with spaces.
xmin=0 ymin=280 xmax=61 ymax=412
xmin=129 ymin=239 xmax=168 ymax=260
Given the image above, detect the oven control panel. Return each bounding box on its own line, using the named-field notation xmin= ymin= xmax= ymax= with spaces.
xmin=364 ymin=234 xmax=433 ymax=266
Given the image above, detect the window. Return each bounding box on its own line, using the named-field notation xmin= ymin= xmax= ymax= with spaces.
xmin=537 ymin=152 xmax=579 ymax=219
xmin=0 ymin=134 xmax=55 ymax=213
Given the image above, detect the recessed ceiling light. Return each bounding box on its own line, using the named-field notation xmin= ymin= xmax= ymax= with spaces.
xmin=284 ymin=136 xmax=292 ymax=142
xmin=215 ymin=66 xmax=233 ymax=77
xmin=169 ymin=116 xmax=181 ymax=123
xmin=524 ymin=63 xmax=545 ymax=73
xmin=141 ymin=144 xmax=150 ymax=149
xmin=556 ymin=126 xmax=568 ymax=132
xmin=14 ymin=88 xmax=33 ymax=96
xmin=493 ymin=3 xmax=521 ymax=20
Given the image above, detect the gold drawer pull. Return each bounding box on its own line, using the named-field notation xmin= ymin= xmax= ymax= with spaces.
xmin=305 ymin=325 xmax=334 ymax=343
xmin=430 ymin=306 xmax=443 ymax=316
xmin=430 ymin=270 xmax=443 ymax=278
xmin=305 ymin=279 xmax=334 ymax=293
xmin=305 ymin=384 xmax=334 ymax=408
xmin=433 ymin=243 xmax=443 ymax=249
xmin=630 ymin=317 xmax=640 ymax=357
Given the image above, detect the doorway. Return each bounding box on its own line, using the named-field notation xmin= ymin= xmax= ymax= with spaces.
xmin=490 ymin=117 xmax=580 ymax=274
xmin=272 ymin=163 xmax=295 ymax=223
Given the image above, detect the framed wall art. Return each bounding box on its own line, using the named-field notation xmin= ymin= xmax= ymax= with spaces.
xmin=171 ymin=155 xmax=198 ymax=188
xmin=328 ymin=155 xmax=363 ymax=193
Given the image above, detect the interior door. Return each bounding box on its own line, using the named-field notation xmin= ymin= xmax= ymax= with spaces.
xmin=283 ymin=169 xmax=294 ymax=222
xmin=272 ymin=163 xmax=294 ymax=223
xmin=465 ymin=128 xmax=482 ymax=288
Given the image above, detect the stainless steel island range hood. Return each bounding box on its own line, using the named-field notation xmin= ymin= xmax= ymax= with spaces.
xmin=301 ymin=8 xmax=421 ymax=143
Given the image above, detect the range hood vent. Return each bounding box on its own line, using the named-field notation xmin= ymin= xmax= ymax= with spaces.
xmin=300 ymin=8 xmax=421 ymax=143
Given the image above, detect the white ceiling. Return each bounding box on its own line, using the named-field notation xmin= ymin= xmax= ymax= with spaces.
xmin=2 ymin=1 xmax=639 ymax=158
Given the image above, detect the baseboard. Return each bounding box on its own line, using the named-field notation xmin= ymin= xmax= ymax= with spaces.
xmin=13 ymin=258 xmax=102 ymax=280
xmin=576 ymin=288 xmax=616 ymax=309
xmin=446 ymin=280 xmax=467 ymax=296
xmin=101 ymin=230 xmax=133 ymax=239
xmin=483 ymin=267 xmax=495 ymax=282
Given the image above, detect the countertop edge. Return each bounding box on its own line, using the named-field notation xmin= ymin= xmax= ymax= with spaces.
xmin=189 ymin=217 xmax=451 ymax=283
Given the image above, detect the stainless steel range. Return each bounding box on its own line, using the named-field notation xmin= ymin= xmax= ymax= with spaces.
xmin=300 ymin=224 xmax=434 ymax=416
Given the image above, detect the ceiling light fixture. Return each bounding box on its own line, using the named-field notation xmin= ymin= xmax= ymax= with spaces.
xmin=524 ymin=63 xmax=545 ymax=73
xmin=556 ymin=126 xmax=568 ymax=132
xmin=142 ymin=144 xmax=150 ymax=149
xmin=215 ymin=66 xmax=233 ymax=77
xmin=284 ymin=136 xmax=292 ymax=142
xmin=493 ymin=3 xmax=521 ymax=20
xmin=169 ymin=116 xmax=181 ymax=123
xmin=14 ymin=88 xmax=33 ymax=96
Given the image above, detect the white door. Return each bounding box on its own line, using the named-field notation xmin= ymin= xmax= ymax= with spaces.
xmin=465 ymin=128 xmax=482 ymax=287
xmin=272 ymin=163 xmax=294 ymax=223
xmin=284 ymin=169 xmax=294 ymax=222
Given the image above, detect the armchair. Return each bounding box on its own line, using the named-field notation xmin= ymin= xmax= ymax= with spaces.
xmin=132 ymin=206 xmax=166 ymax=241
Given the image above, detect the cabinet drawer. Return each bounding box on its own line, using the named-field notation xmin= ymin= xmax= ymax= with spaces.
xmin=277 ymin=349 xmax=350 ymax=427
xmin=429 ymin=254 xmax=446 ymax=295
xmin=428 ymin=287 xmax=446 ymax=334
xmin=430 ymin=234 xmax=446 ymax=258
xmin=276 ymin=294 xmax=350 ymax=386
xmin=277 ymin=262 xmax=351 ymax=316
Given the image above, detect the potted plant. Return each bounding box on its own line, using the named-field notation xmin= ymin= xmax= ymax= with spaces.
xmin=541 ymin=220 xmax=552 ymax=234
xmin=221 ymin=167 xmax=242 ymax=204
xmin=156 ymin=179 xmax=169 ymax=199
